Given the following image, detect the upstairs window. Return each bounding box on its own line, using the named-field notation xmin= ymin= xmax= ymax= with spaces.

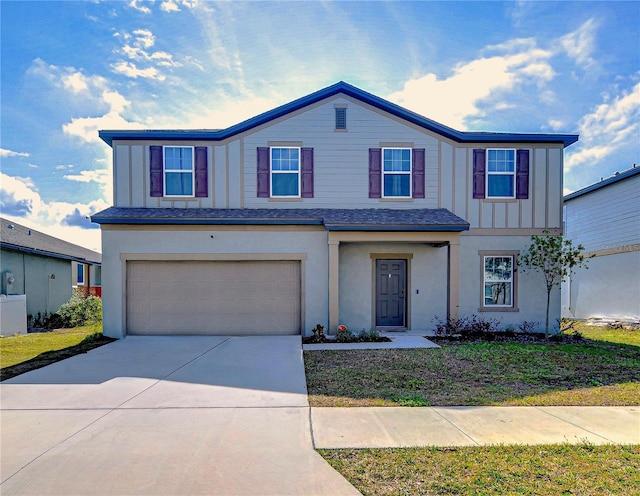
xmin=486 ymin=149 xmax=516 ymax=198
xmin=164 ymin=146 xmax=194 ymax=196
xmin=271 ymin=147 xmax=300 ymax=197
xmin=382 ymin=148 xmax=412 ymax=198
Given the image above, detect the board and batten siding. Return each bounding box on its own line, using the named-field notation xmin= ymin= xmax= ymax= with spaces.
xmin=110 ymin=96 xmax=564 ymax=230
xmin=564 ymin=173 xmax=640 ymax=253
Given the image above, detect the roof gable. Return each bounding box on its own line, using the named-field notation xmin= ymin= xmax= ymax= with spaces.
xmin=99 ymin=81 xmax=578 ymax=148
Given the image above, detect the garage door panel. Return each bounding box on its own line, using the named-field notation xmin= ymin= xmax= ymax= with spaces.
xmin=126 ymin=261 xmax=301 ymax=336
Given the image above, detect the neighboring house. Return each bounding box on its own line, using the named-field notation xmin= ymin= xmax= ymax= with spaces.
xmin=0 ymin=218 xmax=102 ymax=318
xmin=562 ymin=166 xmax=640 ymax=322
xmin=93 ymin=81 xmax=578 ymax=339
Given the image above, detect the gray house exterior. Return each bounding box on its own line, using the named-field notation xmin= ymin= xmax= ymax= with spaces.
xmin=0 ymin=218 xmax=102 ymax=318
xmin=562 ymin=166 xmax=640 ymax=322
xmin=93 ymin=82 xmax=578 ymax=339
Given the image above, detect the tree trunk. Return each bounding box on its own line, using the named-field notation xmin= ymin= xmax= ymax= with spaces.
xmin=545 ymin=287 xmax=551 ymax=336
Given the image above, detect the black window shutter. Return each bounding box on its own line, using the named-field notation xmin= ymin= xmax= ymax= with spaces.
xmin=516 ymin=149 xmax=530 ymax=199
xmin=150 ymin=145 xmax=163 ymax=197
xmin=301 ymin=147 xmax=314 ymax=198
xmin=369 ymin=148 xmax=381 ymax=198
xmin=194 ymin=147 xmax=208 ymax=197
xmin=412 ymin=148 xmax=425 ymax=198
xmin=472 ymin=149 xmax=486 ymax=199
xmin=257 ymin=147 xmax=270 ymax=197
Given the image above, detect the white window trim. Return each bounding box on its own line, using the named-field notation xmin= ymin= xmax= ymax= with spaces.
xmin=77 ymin=263 xmax=85 ymax=286
xmin=381 ymin=147 xmax=412 ymax=199
xmin=164 ymin=146 xmax=195 ymax=198
xmin=479 ymin=251 xmax=519 ymax=312
xmin=270 ymin=146 xmax=301 ymax=198
xmin=486 ymin=148 xmax=516 ymax=199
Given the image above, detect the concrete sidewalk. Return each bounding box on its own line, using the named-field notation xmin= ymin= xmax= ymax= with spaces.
xmin=311 ymin=406 xmax=640 ymax=448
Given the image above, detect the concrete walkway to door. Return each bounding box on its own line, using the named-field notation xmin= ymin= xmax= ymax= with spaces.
xmin=0 ymin=336 xmax=360 ymax=496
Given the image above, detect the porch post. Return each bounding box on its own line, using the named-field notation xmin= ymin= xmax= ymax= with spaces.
xmin=328 ymin=239 xmax=340 ymax=333
xmin=448 ymin=239 xmax=461 ymax=319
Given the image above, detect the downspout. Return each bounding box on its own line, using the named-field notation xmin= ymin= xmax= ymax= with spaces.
xmin=446 ymin=242 xmax=451 ymax=321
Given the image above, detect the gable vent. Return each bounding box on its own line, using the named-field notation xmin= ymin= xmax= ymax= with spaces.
xmin=335 ymin=107 xmax=347 ymax=130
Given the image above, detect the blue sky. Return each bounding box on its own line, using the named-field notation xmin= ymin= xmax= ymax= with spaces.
xmin=1 ymin=0 xmax=638 ymax=251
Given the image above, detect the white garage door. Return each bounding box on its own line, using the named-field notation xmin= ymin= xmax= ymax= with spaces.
xmin=126 ymin=260 xmax=301 ymax=335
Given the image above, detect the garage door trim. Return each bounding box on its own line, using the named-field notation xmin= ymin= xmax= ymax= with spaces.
xmin=120 ymin=252 xmax=307 ymax=335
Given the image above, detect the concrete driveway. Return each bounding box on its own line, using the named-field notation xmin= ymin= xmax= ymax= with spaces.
xmin=0 ymin=336 xmax=359 ymax=495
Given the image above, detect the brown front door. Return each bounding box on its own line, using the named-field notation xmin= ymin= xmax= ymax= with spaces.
xmin=375 ymin=259 xmax=406 ymax=327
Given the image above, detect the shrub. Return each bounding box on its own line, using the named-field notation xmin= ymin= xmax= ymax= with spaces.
xmin=303 ymin=324 xmax=327 ymax=344
xmin=433 ymin=315 xmax=501 ymax=340
xmin=519 ymin=321 xmax=540 ymax=334
xmin=56 ymin=296 xmax=102 ymax=328
xmin=356 ymin=328 xmax=382 ymax=342
xmin=336 ymin=326 xmax=354 ymax=343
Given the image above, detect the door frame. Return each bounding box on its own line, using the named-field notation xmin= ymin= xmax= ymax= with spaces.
xmin=370 ymin=253 xmax=412 ymax=330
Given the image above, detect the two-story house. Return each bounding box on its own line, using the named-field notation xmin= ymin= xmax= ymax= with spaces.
xmin=93 ymin=82 xmax=578 ymax=339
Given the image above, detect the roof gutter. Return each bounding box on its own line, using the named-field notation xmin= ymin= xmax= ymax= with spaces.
xmin=0 ymin=242 xmax=101 ymax=265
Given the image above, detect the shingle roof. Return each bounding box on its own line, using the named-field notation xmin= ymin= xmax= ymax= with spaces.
xmin=0 ymin=218 xmax=101 ymax=264
xmin=91 ymin=207 xmax=470 ymax=232
xmin=564 ymin=166 xmax=640 ymax=202
xmin=99 ymin=81 xmax=578 ymax=148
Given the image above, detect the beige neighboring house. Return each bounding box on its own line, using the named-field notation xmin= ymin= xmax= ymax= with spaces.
xmin=562 ymin=166 xmax=640 ymax=323
xmin=93 ymin=81 xmax=578 ymax=339
xmin=0 ymin=218 xmax=102 ymax=319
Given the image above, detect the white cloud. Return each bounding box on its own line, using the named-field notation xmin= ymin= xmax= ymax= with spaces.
xmin=113 ymin=28 xmax=180 ymax=79
xmin=160 ymin=1 xmax=180 ymax=13
xmin=112 ymin=61 xmax=165 ymax=80
xmin=64 ymin=169 xmax=109 ymax=185
xmin=388 ymin=40 xmax=555 ymax=129
xmin=0 ymin=172 xmax=106 ymax=251
xmin=55 ymin=165 xmax=74 ymax=170
xmin=566 ymin=81 xmax=640 ymax=171
xmin=133 ymin=28 xmax=155 ymax=49
xmin=61 ymin=72 xmax=90 ymax=93
xmin=63 ymin=111 xmax=138 ymax=143
xmin=128 ymin=0 xmax=152 ymax=14
xmin=561 ymin=19 xmax=598 ymax=69
xmin=548 ymin=119 xmax=566 ymax=130
xmin=0 ymin=148 xmax=30 ymax=158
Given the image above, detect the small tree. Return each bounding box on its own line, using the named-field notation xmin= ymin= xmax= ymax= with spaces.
xmin=518 ymin=230 xmax=591 ymax=336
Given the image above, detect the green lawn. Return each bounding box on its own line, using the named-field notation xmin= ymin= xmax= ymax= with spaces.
xmin=304 ymin=327 xmax=640 ymax=407
xmin=569 ymin=321 xmax=640 ymax=347
xmin=0 ymin=324 xmax=115 ymax=381
xmin=320 ymin=444 xmax=640 ymax=496
xmin=311 ymin=325 xmax=640 ymax=494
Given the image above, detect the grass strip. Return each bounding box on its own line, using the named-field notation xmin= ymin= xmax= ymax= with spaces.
xmin=320 ymin=444 xmax=640 ymax=495
xmin=1 ymin=325 xmax=115 ymax=381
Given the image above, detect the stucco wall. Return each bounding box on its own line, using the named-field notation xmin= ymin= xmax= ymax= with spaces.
xmin=562 ymin=250 xmax=640 ymax=321
xmin=0 ymin=249 xmax=72 ymax=317
xmin=100 ymin=227 xmax=329 ymax=338
xmin=338 ymin=242 xmax=448 ymax=331
xmin=458 ymin=234 xmax=559 ymax=333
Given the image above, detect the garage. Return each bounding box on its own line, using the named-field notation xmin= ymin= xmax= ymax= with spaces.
xmin=126 ymin=260 xmax=301 ymax=335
